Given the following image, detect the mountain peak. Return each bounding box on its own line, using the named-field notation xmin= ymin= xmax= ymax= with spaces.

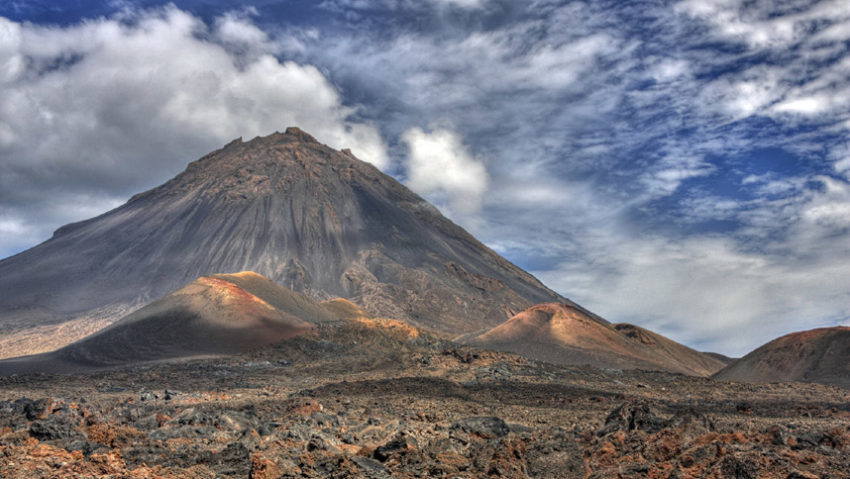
xmin=147 ymin=127 xmax=371 ymax=203
xmin=226 ymin=127 xmax=320 ymax=149
xmin=0 ymin=127 xmax=573 ymax=348
xmin=282 ymin=126 xmax=319 ymax=143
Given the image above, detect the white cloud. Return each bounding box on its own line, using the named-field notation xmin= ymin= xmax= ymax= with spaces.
xmin=834 ymin=152 xmax=850 ymax=178
xmin=675 ymin=0 xmax=850 ymax=49
xmin=641 ymin=155 xmax=715 ymax=198
xmin=0 ymin=6 xmax=387 ymax=257
xmin=800 ymin=176 xmax=850 ymax=230
xmin=0 ymin=18 xmax=23 ymax=84
xmin=512 ymin=33 xmax=622 ymax=90
xmin=703 ymin=75 xmax=782 ymax=120
xmin=432 ymin=0 xmax=488 ymax=8
xmin=531 ymin=169 xmax=850 ymax=356
xmin=649 ymin=58 xmax=689 ymax=82
xmin=535 ymin=227 xmax=850 ymax=356
xmin=323 ymin=0 xmax=491 ymax=10
xmin=402 ymin=127 xmax=489 ymax=215
xmin=679 ymin=0 xmax=850 ymax=127
xmin=213 ymin=11 xmax=276 ymax=56
xmin=772 ymin=96 xmax=830 ymax=115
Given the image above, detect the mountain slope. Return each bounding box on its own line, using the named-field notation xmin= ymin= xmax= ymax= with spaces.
xmin=463 ymin=303 xmax=725 ymax=376
xmin=0 ymin=272 xmax=317 ymax=374
xmin=0 ymin=128 xmax=590 ymax=353
xmin=713 ymin=326 xmax=850 ymax=388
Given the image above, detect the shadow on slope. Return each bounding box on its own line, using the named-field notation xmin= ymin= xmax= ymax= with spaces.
xmin=462 ymin=303 xmax=726 ymax=376
xmin=0 ymin=272 xmax=319 ymax=375
xmin=713 ymin=326 xmax=850 ymax=388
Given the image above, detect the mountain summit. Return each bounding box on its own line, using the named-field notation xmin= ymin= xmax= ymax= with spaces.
xmin=0 ymin=127 xmax=596 ymax=353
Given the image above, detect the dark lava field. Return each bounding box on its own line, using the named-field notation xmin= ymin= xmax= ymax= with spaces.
xmin=1 ymin=317 xmax=848 ymax=478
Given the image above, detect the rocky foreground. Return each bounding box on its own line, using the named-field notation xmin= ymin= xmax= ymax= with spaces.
xmin=1 ymin=318 xmax=848 ymax=478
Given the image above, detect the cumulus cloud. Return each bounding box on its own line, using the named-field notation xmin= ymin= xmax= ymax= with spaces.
xmin=213 ymin=10 xmax=276 ymax=57
xmin=402 ymin=127 xmax=489 ymax=215
xmin=0 ymin=6 xmax=387 ymax=258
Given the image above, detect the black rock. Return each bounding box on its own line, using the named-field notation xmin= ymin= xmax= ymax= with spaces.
xmin=307 ymin=434 xmax=328 ymax=451
xmin=351 ymin=455 xmax=391 ymax=478
xmin=597 ymin=401 xmax=665 ymax=436
xmin=96 ymin=382 xmax=126 ymax=393
xmin=139 ymin=391 xmax=158 ymax=402
xmin=22 ymin=398 xmax=51 ymax=420
xmin=666 ymin=407 xmax=715 ymax=432
xmin=29 ymin=417 xmax=81 ymax=440
xmin=311 ymin=412 xmax=340 ymax=427
xmin=452 ymin=416 xmax=510 ymax=439
xmin=720 ymin=455 xmax=758 ymax=479
xmin=374 ymin=432 xmax=416 ymax=461
xmin=66 ymin=439 xmax=104 ymax=456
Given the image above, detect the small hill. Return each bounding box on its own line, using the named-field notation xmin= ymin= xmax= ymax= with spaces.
xmin=0 ymin=272 xmax=318 ymax=374
xmin=702 ymin=351 xmax=737 ymax=365
xmin=321 ymin=298 xmax=374 ymax=320
xmin=713 ymin=326 xmax=850 ymax=388
xmin=611 ymin=324 xmax=728 ymax=376
xmin=464 ymin=303 xmax=725 ymax=376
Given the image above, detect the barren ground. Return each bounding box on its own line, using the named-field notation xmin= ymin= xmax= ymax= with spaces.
xmin=1 ymin=319 xmax=848 ymax=478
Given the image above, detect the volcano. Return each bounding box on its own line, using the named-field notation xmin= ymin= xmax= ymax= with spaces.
xmin=713 ymin=326 xmax=850 ymax=388
xmin=0 ymin=127 xmax=594 ymax=355
xmin=463 ymin=303 xmax=726 ymax=376
xmin=0 ymin=272 xmax=319 ymax=374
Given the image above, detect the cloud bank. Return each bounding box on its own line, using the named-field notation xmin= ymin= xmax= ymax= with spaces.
xmin=0 ymin=6 xmax=386 ymax=255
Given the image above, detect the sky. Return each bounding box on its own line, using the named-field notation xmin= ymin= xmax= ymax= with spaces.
xmin=1 ymin=0 xmax=849 ymax=356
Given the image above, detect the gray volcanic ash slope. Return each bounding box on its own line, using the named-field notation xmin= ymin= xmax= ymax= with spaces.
xmin=0 ymin=272 xmax=318 ymax=374
xmin=0 ymin=128 xmax=590 ymax=352
xmin=713 ymin=326 xmax=850 ymax=388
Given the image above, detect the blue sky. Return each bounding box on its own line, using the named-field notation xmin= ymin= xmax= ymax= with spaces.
xmin=1 ymin=0 xmax=849 ymax=355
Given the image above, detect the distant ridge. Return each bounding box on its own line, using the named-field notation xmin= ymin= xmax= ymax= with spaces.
xmin=463 ymin=303 xmax=726 ymax=376
xmin=0 ymin=127 xmax=591 ymax=355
